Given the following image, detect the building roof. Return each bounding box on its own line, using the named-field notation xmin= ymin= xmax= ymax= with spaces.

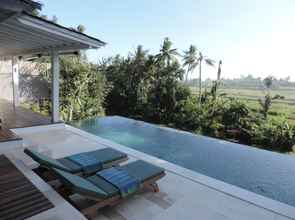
xmin=0 ymin=0 xmax=42 ymax=13
xmin=19 ymin=0 xmax=42 ymax=11
xmin=0 ymin=11 xmax=106 ymax=57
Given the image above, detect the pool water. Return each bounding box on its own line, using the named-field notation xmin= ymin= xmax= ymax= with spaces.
xmin=72 ymin=116 xmax=295 ymax=207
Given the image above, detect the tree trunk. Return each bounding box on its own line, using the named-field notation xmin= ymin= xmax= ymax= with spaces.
xmin=185 ymin=66 xmax=190 ymax=82
xmin=198 ymin=62 xmax=202 ymax=105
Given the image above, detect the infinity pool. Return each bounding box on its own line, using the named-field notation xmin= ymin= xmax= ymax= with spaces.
xmin=72 ymin=116 xmax=295 ymax=207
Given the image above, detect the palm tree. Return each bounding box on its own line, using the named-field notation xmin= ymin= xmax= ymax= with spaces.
xmin=183 ymin=46 xmax=214 ymax=103
xmin=263 ymin=76 xmax=274 ymax=89
xmin=132 ymin=45 xmax=148 ymax=63
xmin=259 ymin=76 xmax=284 ymax=118
xmin=183 ymin=45 xmax=198 ymax=82
xmin=197 ymin=50 xmax=215 ymax=104
xmin=217 ymin=60 xmax=222 ymax=81
xmin=155 ymin=38 xmax=179 ymax=66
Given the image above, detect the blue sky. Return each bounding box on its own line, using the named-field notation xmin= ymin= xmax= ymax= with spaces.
xmin=42 ymin=0 xmax=295 ymax=81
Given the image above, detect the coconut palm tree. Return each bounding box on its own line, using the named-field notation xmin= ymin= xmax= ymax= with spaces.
xmin=183 ymin=45 xmax=198 ymax=82
xmin=217 ymin=60 xmax=222 ymax=81
xmin=132 ymin=45 xmax=148 ymax=63
xmin=155 ymin=37 xmax=179 ymax=66
xmin=197 ymin=51 xmax=215 ymax=104
xmin=183 ymin=46 xmax=214 ymax=103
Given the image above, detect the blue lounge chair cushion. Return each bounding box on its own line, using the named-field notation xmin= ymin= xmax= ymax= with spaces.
xmin=51 ymin=160 xmax=165 ymax=201
xmin=68 ymin=153 xmax=102 ymax=175
xmin=97 ymin=167 xmax=140 ymax=197
xmin=25 ymin=147 xmax=128 ymax=174
xmin=24 ymin=148 xmax=71 ymax=172
xmin=119 ymin=160 xmax=165 ymax=182
xmin=53 ymin=168 xmax=109 ymax=199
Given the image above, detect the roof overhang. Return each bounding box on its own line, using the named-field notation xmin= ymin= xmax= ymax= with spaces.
xmin=0 ymin=0 xmax=42 ymax=13
xmin=0 ymin=12 xmax=106 ymax=57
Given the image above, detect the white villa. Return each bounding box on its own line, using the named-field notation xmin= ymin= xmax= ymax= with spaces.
xmin=0 ymin=1 xmax=294 ymax=220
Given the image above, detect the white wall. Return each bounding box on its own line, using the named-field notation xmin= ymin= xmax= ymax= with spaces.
xmin=0 ymin=60 xmax=13 ymax=101
xmin=0 ymin=60 xmax=50 ymax=103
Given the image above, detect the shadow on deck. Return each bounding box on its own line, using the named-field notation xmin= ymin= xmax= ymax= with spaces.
xmin=0 ymin=99 xmax=52 ymax=129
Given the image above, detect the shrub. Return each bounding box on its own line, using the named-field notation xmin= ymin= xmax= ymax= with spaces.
xmin=250 ymin=118 xmax=295 ymax=152
xmin=59 ymin=57 xmax=110 ymax=121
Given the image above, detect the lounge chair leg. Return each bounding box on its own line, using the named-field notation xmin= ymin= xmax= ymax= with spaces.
xmin=148 ymin=183 xmax=159 ymax=193
xmin=58 ymin=186 xmax=72 ymax=198
xmin=82 ymin=196 xmax=121 ymax=219
xmin=43 ymin=170 xmax=56 ymax=180
xmin=84 ymin=210 xmax=97 ymax=220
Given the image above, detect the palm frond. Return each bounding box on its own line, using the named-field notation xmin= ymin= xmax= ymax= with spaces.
xmin=205 ymin=58 xmax=215 ymax=66
xmin=189 ymin=61 xmax=199 ymax=71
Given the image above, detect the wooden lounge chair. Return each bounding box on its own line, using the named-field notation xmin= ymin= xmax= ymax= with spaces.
xmin=52 ymin=160 xmax=166 ymax=219
xmin=24 ymin=148 xmax=128 ymax=179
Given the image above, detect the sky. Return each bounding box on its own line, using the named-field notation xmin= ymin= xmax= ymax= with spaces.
xmin=41 ymin=0 xmax=295 ymax=81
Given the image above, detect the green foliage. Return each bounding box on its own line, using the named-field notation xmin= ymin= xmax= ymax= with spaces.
xmin=249 ymin=118 xmax=295 ymax=152
xmin=146 ymin=61 xmax=185 ymax=123
xmin=183 ymin=45 xmax=198 ymax=82
xmin=77 ymin=25 xmax=86 ymax=33
xmin=58 ymin=57 xmax=110 ymax=121
xmin=23 ymin=37 xmax=295 ymax=154
xmin=259 ymin=76 xmax=285 ymax=118
xmin=24 ymin=8 xmax=295 ymax=153
xmin=221 ymin=99 xmax=252 ymax=130
xmin=26 ymin=55 xmax=110 ymax=122
xmin=263 ymin=76 xmax=274 ymax=89
xmin=102 ymin=47 xmax=154 ymax=117
xmin=173 ymin=88 xmax=295 ymax=152
xmin=103 ymin=42 xmax=187 ymax=124
xmin=101 ymin=40 xmax=295 ymax=153
xmin=155 ymin=37 xmax=179 ymax=66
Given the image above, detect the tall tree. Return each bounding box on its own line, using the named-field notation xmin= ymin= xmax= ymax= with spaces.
xmin=217 ymin=60 xmax=222 ymax=81
xmin=183 ymin=45 xmax=198 ymax=82
xmin=155 ymin=38 xmax=179 ymax=66
xmin=197 ymin=50 xmax=215 ymax=104
xmin=259 ymin=76 xmax=284 ymax=119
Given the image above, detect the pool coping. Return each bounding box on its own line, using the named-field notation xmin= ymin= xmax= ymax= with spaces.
xmin=14 ymin=123 xmax=295 ymax=219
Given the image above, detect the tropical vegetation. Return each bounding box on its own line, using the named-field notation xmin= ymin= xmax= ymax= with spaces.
xmin=22 ymin=37 xmax=295 ymax=154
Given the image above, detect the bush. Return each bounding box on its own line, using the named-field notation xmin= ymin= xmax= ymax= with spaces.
xmin=173 ymin=95 xmax=201 ymax=131
xmin=173 ymin=94 xmax=226 ymax=137
xmin=173 ymin=94 xmax=295 ymax=153
xmin=101 ymin=44 xmax=295 ymax=154
xmin=221 ymin=99 xmax=250 ymax=130
xmin=24 ymin=56 xmax=110 ymax=122
xmin=249 ymin=118 xmax=295 ymax=152
xmin=59 ymin=57 xmax=110 ymax=121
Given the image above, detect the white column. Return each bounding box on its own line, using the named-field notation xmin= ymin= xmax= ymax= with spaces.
xmin=12 ymin=57 xmax=19 ymax=108
xmin=51 ymin=51 xmax=60 ymax=123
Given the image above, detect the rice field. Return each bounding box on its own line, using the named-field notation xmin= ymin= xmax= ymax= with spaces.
xmin=190 ymin=86 xmax=295 ymax=124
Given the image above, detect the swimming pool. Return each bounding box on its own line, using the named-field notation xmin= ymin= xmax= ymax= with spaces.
xmin=72 ymin=116 xmax=295 ymax=207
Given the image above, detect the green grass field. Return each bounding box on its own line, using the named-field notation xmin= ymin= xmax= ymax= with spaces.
xmin=190 ymin=86 xmax=295 ymax=124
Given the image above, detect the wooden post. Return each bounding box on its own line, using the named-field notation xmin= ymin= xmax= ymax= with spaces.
xmin=51 ymin=51 xmax=60 ymax=123
xmin=12 ymin=57 xmax=19 ymax=109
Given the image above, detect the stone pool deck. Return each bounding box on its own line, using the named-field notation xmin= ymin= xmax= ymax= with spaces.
xmin=1 ymin=123 xmax=294 ymax=220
